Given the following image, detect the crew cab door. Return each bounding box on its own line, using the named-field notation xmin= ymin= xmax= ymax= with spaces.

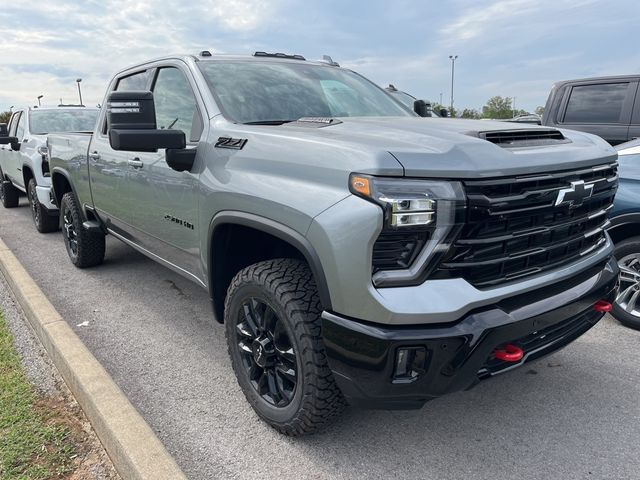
xmin=629 ymin=83 xmax=640 ymax=142
xmin=2 ymin=111 xmax=27 ymax=188
xmin=124 ymin=65 xmax=203 ymax=279
xmin=89 ymin=70 xmax=153 ymax=231
xmin=556 ymin=80 xmax=637 ymax=145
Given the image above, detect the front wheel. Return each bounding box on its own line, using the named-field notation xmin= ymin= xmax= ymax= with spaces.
xmin=0 ymin=178 xmax=19 ymax=208
xmin=60 ymin=192 xmax=105 ymax=268
xmin=27 ymin=179 xmax=58 ymax=233
xmin=612 ymin=236 xmax=640 ymax=330
xmin=225 ymin=259 xmax=346 ymax=436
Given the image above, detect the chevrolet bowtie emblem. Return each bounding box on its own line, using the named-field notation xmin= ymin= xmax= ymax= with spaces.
xmin=554 ymin=180 xmax=594 ymax=208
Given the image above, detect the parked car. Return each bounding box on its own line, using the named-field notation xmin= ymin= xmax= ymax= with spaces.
xmin=0 ymin=106 xmax=99 ymax=232
xmin=384 ymin=84 xmax=443 ymax=117
xmin=505 ymin=114 xmax=541 ymax=125
xmin=608 ymin=138 xmax=640 ymax=329
xmin=542 ymin=75 xmax=640 ymax=145
xmin=48 ymin=51 xmax=618 ymax=435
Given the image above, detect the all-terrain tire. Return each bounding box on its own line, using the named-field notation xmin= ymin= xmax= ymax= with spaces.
xmin=225 ymin=258 xmax=346 ymax=436
xmin=612 ymin=236 xmax=640 ymax=330
xmin=27 ymin=179 xmax=58 ymax=233
xmin=60 ymin=192 xmax=105 ymax=268
xmin=0 ymin=178 xmax=19 ymax=208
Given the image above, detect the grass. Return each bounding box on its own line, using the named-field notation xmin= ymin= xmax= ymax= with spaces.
xmin=0 ymin=311 xmax=75 ymax=479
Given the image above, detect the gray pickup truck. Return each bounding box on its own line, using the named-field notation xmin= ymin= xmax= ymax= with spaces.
xmin=48 ymin=51 xmax=620 ymax=436
xmin=0 ymin=106 xmax=99 ymax=232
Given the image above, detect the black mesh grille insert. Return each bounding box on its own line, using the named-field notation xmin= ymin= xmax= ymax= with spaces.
xmin=372 ymin=230 xmax=429 ymax=272
xmin=435 ymin=163 xmax=618 ymax=288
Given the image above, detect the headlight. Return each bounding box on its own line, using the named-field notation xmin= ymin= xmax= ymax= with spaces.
xmin=349 ymin=174 xmax=466 ymax=287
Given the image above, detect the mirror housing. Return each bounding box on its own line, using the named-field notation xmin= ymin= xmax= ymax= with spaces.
xmin=0 ymin=123 xmax=7 ymax=136
xmin=107 ymin=91 xmax=186 ymax=152
xmin=166 ymin=148 xmax=196 ymax=172
xmin=413 ymin=100 xmax=428 ymax=117
xmin=439 ymin=108 xmax=449 ymax=118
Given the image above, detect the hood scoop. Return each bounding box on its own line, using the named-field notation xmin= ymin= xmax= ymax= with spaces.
xmin=469 ymin=129 xmax=570 ymax=148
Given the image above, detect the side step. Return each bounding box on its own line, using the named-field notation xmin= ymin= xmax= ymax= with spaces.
xmin=82 ymin=220 xmax=103 ymax=232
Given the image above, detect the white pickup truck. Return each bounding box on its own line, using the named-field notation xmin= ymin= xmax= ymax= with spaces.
xmin=0 ymin=106 xmax=99 ymax=232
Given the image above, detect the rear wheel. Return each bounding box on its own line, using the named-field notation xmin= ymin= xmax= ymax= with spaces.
xmin=60 ymin=192 xmax=105 ymax=268
xmin=0 ymin=177 xmax=19 ymax=208
xmin=225 ymin=259 xmax=345 ymax=436
xmin=612 ymin=236 xmax=640 ymax=330
xmin=27 ymin=179 xmax=58 ymax=233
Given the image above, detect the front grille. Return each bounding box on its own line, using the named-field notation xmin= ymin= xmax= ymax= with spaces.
xmin=372 ymin=230 xmax=429 ymax=272
xmin=436 ymin=163 xmax=618 ymax=288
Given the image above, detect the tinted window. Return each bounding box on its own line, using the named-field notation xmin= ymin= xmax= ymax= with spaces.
xmin=564 ymin=83 xmax=629 ymax=123
xmin=198 ymin=61 xmax=411 ymax=124
xmin=30 ymin=109 xmax=99 ymax=134
xmin=116 ymin=70 xmax=151 ymax=91
xmin=153 ymin=68 xmax=201 ymax=142
xmin=8 ymin=112 xmax=20 ymax=136
xmin=15 ymin=113 xmax=25 ymax=139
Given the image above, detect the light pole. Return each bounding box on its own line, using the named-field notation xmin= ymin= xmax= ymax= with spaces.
xmin=439 ymin=92 xmax=443 ymax=105
xmin=449 ymin=55 xmax=458 ymax=116
xmin=512 ymin=96 xmax=516 ymax=118
xmin=76 ymin=79 xmax=83 ymax=106
xmin=37 ymin=95 xmax=43 ymax=107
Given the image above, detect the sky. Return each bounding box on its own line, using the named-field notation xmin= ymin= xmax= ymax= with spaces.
xmin=0 ymin=0 xmax=638 ymax=114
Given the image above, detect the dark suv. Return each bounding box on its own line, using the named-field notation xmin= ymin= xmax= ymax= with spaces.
xmin=609 ymin=138 xmax=640 ymax=329
xmin=542 ymin=75 xmax=640 ymax=145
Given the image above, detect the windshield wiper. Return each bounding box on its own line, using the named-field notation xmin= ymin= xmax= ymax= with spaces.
xmin=243 ymin=119 xmax=296 ymax=125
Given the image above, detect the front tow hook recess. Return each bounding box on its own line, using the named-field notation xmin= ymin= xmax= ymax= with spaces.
xmin=593 ymin=300 xmax=612 ymax=312
xmin=493 ymin=344 xmax=524 ymax=362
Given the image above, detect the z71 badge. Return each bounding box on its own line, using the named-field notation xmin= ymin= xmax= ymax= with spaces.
xmin=215 ymin=137 xmax=247 ymax=150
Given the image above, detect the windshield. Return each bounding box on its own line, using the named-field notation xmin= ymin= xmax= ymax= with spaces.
xmin=29 ymin=109 xmax=99 ymax=135
xmin=198 ymin=61 xmax=413 ymax=124
xmin=389 ymin=90 xmax=416 ymax=108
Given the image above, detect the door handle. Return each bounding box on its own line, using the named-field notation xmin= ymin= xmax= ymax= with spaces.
xmin=88 ymin=152 xmax=101 ymax=161
xmin=128 ymin=158 xmax=143 ymax=169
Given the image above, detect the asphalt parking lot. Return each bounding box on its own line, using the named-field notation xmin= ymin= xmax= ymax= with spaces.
xmin=1 ymin=199 xmax=639 ymax=480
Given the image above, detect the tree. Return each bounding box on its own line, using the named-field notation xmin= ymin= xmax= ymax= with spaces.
xmin=535 ymin=106 xmax=545 ymax=116
xmin=461 ymin=108 xmax=481 ymax=119
xmin=0 ymin=111 xmax=10 ymax=124
xmin=481 ymin=96 xmax=513 ymax=119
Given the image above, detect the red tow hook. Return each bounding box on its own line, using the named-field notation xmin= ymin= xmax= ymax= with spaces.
xmin=593 ymin=300 xmax=613 ymax=312
xmin=493 ymin=344 xmax=524 ymax=362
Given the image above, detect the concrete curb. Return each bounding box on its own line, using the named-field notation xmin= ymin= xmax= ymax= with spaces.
xmin=0 ymin=237 xmax=187 ymax=480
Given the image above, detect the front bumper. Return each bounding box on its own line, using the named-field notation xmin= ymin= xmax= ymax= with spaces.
xmin=322 ymin=257 xmax=618 ymax=409
xmin=35 ymin=185 xmax=58 ymax=212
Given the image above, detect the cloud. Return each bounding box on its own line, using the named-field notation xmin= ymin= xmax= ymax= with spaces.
xmin=0 ymin=0 xmax=282 ymax=107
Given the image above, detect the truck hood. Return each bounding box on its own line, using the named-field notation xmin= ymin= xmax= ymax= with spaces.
xmin=276 ymin=117 xmax=617 ymax=178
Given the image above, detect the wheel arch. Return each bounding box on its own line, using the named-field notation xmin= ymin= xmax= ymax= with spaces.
xmin=207 ymin=212 xmax=332 ymax=323
xmin=22 ymin=164 xmax=34 ymax=188
xmin=608 ymin=213 xmax=640 ymax=245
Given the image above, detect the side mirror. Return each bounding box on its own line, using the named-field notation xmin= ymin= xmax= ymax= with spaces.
xmin=439 ymin=108 xmax=449 ymax=118
xmin=0 ymin=124 xmax=7 ymax=136
xmin=107 ymin=91 xmax=186 ymax=152
xmin=413 ymin=100 xmax=430 ymax=117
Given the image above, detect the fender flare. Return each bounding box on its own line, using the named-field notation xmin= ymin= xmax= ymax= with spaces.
xmin=50 ymin=167 xmax=87 ymax=222
xmin=207 ymin=211 xmax=333 ymax=312
xmin=608 ymin=212 xmax=640 ymax=230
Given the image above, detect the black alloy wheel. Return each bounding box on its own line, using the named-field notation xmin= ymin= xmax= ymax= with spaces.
xmin=236 ymin=297 xmax=298 ymax=407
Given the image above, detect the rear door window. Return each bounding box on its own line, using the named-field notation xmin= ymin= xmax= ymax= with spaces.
xmin=563 ymin=83 xmax=630 ymax=123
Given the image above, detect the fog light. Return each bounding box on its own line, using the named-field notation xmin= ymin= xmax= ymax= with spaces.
xmin=393 ymin=347 xmax=428 ymax=383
